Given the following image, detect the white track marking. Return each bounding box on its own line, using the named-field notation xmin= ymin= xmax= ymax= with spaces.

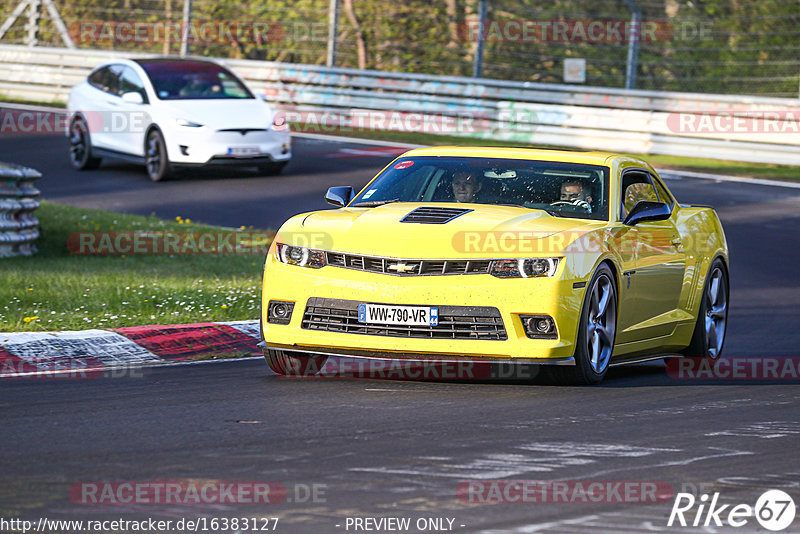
xmin=706 ymin=421 xmax=800 ymax=439
xmin=351 ymin=442 xmax=678 ymax=479
xmin=0 ymin=330 xmax=159 ymax=368
xmin=220 ymin=320 xmax=261 ymax=339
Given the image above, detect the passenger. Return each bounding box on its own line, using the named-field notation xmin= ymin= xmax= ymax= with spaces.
xmin=451 ymin=170 xmax=483 ymax=203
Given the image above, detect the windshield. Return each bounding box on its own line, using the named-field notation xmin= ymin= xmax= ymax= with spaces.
xmin=351 ymin=156 xmax=610 ymax=220
xmin=136 ymin=59 xmax=254 ymax=100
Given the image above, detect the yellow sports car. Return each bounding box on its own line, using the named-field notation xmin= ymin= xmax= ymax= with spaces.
xmin=259 ymin=147 xmax=729 ymax=384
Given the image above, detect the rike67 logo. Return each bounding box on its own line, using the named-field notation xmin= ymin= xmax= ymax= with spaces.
xmin=668 ymin=489 xmax=796 ymax=531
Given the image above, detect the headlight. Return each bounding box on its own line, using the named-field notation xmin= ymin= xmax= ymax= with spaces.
xmin=490 ymin=258 xmax=560 ymax=278
xmin=176 ymin=118 xmax=203 ymax=127
xmin=275 ymin=243 xmax=326 ymax=268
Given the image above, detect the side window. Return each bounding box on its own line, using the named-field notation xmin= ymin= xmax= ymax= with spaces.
xmin=620 ymin=171 xmax=658 ymax=219
xmin=117 ymin=66 xmax=148 ymax=103
xmin=651 ymin=175 xmax=674 ymax=209
xmin=88 ymin=66 xmax=118 ymax=95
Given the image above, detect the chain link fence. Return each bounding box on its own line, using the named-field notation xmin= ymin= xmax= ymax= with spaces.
xmin=1 ymin=0 xmax=798 ymax=97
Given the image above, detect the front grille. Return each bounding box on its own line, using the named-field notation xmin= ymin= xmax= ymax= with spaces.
xmin=324 ymin=252 xmax=491 ymax=276
xmin=401 ymin=206 xmax=472 ymax=224
xmin=302 ymin=298 xmax=507 ymax=340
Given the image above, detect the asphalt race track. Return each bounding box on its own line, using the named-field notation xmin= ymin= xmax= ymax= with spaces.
xmin=1 ymin=133 xmax=800 ymax=533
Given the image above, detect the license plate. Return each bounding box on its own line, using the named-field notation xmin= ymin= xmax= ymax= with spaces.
xmin=227 ymin=146 xmax=261 ymax=157
xmin=358 ymin=303 xmax=439 ymax=326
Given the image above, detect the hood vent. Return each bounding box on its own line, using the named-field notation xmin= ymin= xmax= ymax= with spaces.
xmin=401 ymin=206 xmax=473 ymax=224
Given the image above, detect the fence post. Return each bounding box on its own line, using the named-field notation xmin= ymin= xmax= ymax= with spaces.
xmin=180 ymin=0 xmax=193 ymax=57
xmin=472 ymin=0 xmax=488 ymax=78
xmin=326 ymin=0 xmax=339 ymax=67
xmin=624 ymin=0 xmax=641 ymax=89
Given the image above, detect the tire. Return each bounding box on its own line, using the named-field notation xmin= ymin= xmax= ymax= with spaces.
xmin=68 ymin=116 xmax=101 ymax=170
xmin=265 ymin=349 xmax=327 ymax=377
xmin=547 ymin=263 xmax=618 ymax=385
xmin=257 ymin=161 xmax=287 ymax=176
xmin=682 ymin=258 xmax=728 ymax=359
xmin=145 ymin=129 xmax=172 ymax=182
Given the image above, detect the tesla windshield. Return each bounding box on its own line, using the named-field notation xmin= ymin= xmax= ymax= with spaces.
xmin=136 ymin=59 xmax=254 ymax=100
xmin=350 ymin=156 xmax=610 ymax=220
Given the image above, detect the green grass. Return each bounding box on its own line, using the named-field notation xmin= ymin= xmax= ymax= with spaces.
xmin=0 ymin=95 xmax=66 ymax=108
xmin=292 ymin=126 xmax=800 ymax=182
xmin=0 ymin=202 xmax=271 ymax=332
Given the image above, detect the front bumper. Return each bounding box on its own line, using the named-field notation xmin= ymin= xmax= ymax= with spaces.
xmin=163 ymin=126 xmax=291 ymax=165
xmin=261 ymin=259 xmax=586 ymax=364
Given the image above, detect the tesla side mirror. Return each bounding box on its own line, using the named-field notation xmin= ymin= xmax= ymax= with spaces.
xmin=325 ymin=186 xmax=355 ymax=207
xmin=623 ymin=201 xmax=671 ymax=226
xmin=121 ymin=92 xmax=144 ymax=105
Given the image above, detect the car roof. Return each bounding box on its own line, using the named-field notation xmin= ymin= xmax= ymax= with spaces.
xmin=400 ymin=146 xmax=630 ymax=166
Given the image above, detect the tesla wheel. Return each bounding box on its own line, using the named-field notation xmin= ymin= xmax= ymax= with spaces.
xmin=145 ymin=129 xmax=172 ymax=182
xmin=682 ymin=259 xmax=728 ymax=359
xmin=547 ymin=263 xmax=617 ymax=385
xmin=265 ymin=349 xmax=327 ymax=377
xmin=68 ymin=116 xmax=101 ymax=170
xmin=257 ymin=161 xmax=287 ymax=176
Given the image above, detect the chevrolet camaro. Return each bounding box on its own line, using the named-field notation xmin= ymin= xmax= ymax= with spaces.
xmin=259 ymin=147 xmax=729 ymax=384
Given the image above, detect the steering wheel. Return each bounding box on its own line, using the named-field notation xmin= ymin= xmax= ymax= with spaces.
xmin=549 ymin=199 xmax=592 ymax=212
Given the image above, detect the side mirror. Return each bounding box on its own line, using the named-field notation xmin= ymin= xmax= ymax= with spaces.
xmin=121 ymin=91 xmax=144 ymax=105
xmin=325 ymin=186 xmax=354 ymax=207
xmin=623 ymin=201 xmax=671 ymax=226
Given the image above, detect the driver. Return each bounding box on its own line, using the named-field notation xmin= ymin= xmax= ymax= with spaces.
xmin=451 ymin=170 xmax=483 ymax=203
xmin=556 ymin=180 xmax=593 ymax=212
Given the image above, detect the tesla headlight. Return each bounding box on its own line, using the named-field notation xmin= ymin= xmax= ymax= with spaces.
xmin=490 ymin=258 xmax=560 ymax=278
xmin=175 ymin=118 xmax=203 ymax=127
xmin=275 ymin=243 xmax=327 ymax=268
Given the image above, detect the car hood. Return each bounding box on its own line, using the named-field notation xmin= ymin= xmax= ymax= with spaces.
xmin=158 ymin=99 xmax=273 ymax=130
xmin=278 ymin=203 xmax=605 ymax=258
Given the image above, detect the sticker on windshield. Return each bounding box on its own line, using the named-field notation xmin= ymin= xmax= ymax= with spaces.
xmin=394 ymin=161 xmax=414 ymax=170
xmin=362 ymin=189 xmax=378 ymax=199
xmin=158 ymin=90 xmax=169 ymax=98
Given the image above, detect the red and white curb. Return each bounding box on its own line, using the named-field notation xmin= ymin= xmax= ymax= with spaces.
xmin=0 ymin=320 xmax=260 ymax=378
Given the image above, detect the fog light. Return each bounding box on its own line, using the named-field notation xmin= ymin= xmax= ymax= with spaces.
xmin=520 ymin=314 xmax=557 ymax=339
xmin=268 ymin=300 xmax=295 ymax=325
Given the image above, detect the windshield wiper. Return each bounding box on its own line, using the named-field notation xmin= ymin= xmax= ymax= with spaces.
xmin=352 ymin=198 xmax=401 ymax=207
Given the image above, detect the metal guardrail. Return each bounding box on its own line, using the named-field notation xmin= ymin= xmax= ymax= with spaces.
xmin=0 ymin=161 xmax=41 ymax=257
xmin=1 ymin=44 xmax=799 ymax=165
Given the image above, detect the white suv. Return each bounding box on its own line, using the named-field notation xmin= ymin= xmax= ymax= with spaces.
xmin=67 ymin=58 xmax=291 ymax=181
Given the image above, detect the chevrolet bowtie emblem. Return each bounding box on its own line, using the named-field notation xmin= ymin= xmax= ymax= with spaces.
xmin=387 ymin=262 xmax=417 ymax=274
